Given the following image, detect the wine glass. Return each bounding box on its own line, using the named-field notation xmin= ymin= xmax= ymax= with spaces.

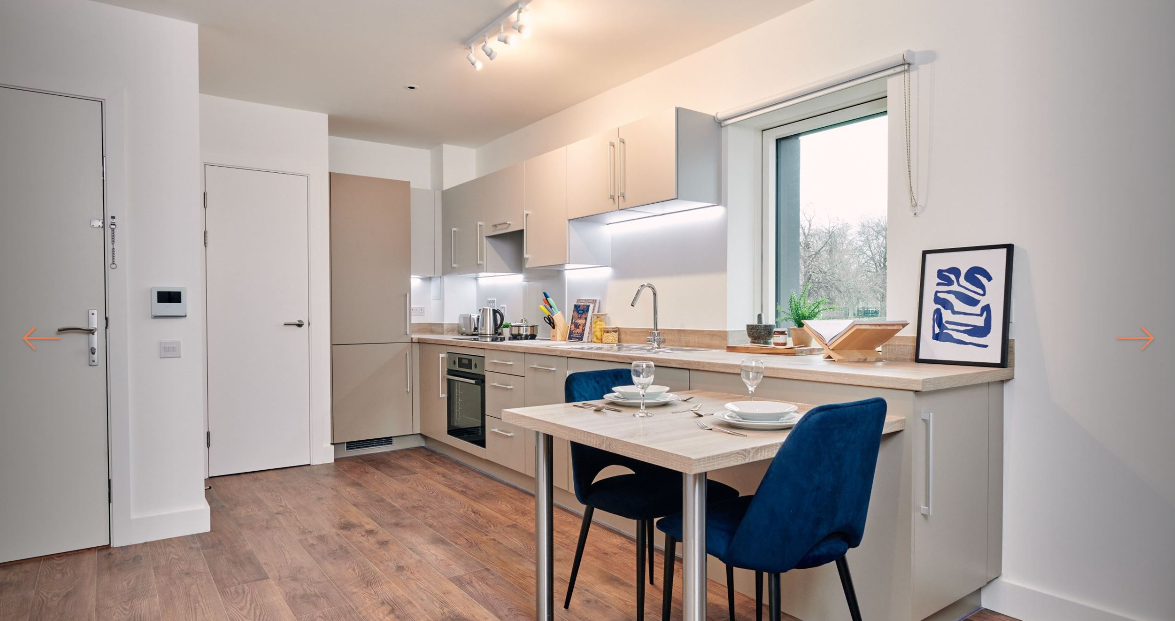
xmin=631 ymin=361 xmax=655 ymax=418
xmin=740 ymin=359 xmax=765 ymax=401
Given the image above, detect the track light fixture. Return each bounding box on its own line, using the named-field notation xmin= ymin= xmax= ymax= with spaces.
xmin=462 ymin=1 xmax=534 ymax=70
xmin=466 ymin=46 xmax=483 ymax=71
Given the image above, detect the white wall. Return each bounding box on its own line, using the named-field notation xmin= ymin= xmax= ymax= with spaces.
xmin=0 ymin=0 xmax=208 ymax=544
xmin=200 ymin=95 xmax=334 ymax=467
xmin=329 ymin=136 xmax=432 ymax=189
xmin=473 ymin=1 xmax=1175 ymax=620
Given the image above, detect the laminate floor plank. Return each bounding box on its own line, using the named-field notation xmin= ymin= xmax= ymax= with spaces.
xmin=0 ymin=559 xmax=40 ymax=621
xmin=148 ymin=537 xmax=229 ymax=621
xmin=235 ymin=521 xmax=348 ymax=618
xmin=200 ymin=496 xmax=270 ymax=590
xmin=293 ymin=605 xmax=365 ymax=621
xmin=296 ymin=533 xmax=424 ymax=621
xmin=95 ymin=544 xmax=160 ymax=621
xmin=219 ymin=580 xmax=298 ymax=621
xmin=29 ymin=551 xmax=97 ymax=621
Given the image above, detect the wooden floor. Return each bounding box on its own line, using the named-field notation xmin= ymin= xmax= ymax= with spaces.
xmin=0 ymin=447 xmax=1021 ymax=621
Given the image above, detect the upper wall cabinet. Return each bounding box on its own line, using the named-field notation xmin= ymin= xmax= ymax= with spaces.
xmin=410 ymin=188 xmax=440 ymax=277
xmin=525 ymin=147 xmax=609 ymax=269
xmin=568 ymin=107 xmax=720 ymax=220
xmin=442 ymin=164 xmax=524 ymax=275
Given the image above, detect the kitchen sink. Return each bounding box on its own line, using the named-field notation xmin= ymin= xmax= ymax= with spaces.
xmin=549 ymin=343 xmax=708 ymax=355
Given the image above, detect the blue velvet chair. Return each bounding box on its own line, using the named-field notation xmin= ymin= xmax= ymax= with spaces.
xmin=563 ymin=370 xmax=740 ymax=621
xmin=656 ymin=397 xmax=888 ymax=621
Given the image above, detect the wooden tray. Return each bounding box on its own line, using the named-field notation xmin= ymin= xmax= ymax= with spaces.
xmin=726 ymin=344 xmax=824 ymax=356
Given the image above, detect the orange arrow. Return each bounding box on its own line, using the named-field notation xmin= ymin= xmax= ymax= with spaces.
xmin=23 ymin=327 xmax=60 ymax=350
xmin=1117 ymin=326 xmax=1154 ymax=351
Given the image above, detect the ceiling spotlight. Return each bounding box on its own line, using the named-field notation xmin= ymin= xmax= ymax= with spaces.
xmin=511 ymin=10 xmax=531 ymax=39
xmin=466 ymin=46 xmax=483 ymax=70
xmin=497 ymin=23 xmax=517 ymax=47
xmin=481 ymin=36 xmax=497 ymax=60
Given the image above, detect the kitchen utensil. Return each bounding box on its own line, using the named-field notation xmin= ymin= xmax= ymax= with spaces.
xmin=509 ymin=320 xmax=539 ymax=340
xmin=746 ymin=312 xmax=774 ymax=345
xmin=715 ymin=410 xmax=801 ymax=430
xmin=680 ymin=396 xmax=695 ymax=402
xmin=695 ymin=419 xmax=748 ymax=437
xmin=612 ymin=385 xmax=669 ymax=400
xmin=478 ymin=307 xmax=505 ymax=337
xmin=723 ymin=401 xmax=798 ymax=421
xmin=740 ymin=359 xmax=766 ymax=400
xmin=672 ymin=404 xmax=703 ymax=414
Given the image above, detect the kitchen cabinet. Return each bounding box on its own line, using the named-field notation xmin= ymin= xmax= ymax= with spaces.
xmin=566 ymin=357 xmax=690 ymax=392
xmin=522 ymin=147 xmax=568 ymax=267
xmin=441 ymin=181 xmax=478 ymax=276
xmin=331 ymin=343 xmax=413 ymax=443
xmin=441 ymin=164 xmax=525 ymax=275
xmin=523 ymin=354 xmax=570 ymax=490
xmin=478 ymin=163 xmax=525 ymax=236
xmin=418 ymin=344 xmax=450 ymax=441
xmin=486 ymin=419 xmax=528 ymax=474
xmin=566 ymin=128 xmax=619 ymax=220
xmin=486 ymin=371 xmax=524 ymax=419
xmin=410 ymin=188 xmax=439 ymax=277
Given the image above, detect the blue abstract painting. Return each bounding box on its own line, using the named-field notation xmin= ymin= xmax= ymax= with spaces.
xmin=917 ymin=245 xmax=1012 ymax=366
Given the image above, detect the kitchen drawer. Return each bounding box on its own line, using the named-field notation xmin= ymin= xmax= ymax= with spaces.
xmin=486 ymin=419 xmax=527 ymax=474
xmin=525 ymin=354 xmax=568 ymax=406
xmin=484 ymin=350 xmax=526 ymax=376
xmin=486 ymin=371 xmax=524 ymax=419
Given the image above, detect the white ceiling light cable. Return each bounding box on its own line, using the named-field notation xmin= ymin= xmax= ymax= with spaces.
xmin=462 ymin=1 xmax=533 ymax=70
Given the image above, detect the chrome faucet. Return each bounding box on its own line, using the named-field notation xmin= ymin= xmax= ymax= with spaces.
xmin=630 ymin=282 xmax=665 ymax=348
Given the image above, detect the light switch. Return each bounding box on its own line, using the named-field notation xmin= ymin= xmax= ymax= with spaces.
xmin=411 ymin=305 xmax=425 ymax=316
xmin=159 ymin=340 xmax=181 ymax=358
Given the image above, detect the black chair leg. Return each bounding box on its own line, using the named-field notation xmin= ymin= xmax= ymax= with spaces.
xmin=755 ymin=570 xmax=763 ymax=621
xmin=563 ymin=506 xmax=594 ymax=609
xmin=726 ymin=564 xmax=736 ymax=621
xmin=647 ymin=520 xmax=656 ymax=584
xmin=835 ymin=556 xmax=863 ymax=621
xmin=661 ymin=535 xmax=676 ymax=621
xmin=768 ymin=573 xmax=781 ymax=621
xmin=636 ymin=520 xmax=646 ymax=621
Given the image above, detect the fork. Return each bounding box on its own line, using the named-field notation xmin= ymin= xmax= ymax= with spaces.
xmin=695 ymin=419 xmax=747 ymax=437
xmin=672 ymin=404 xmax=703 ymax=414
xmin=574 ymin=402 xmax=622 ymax=412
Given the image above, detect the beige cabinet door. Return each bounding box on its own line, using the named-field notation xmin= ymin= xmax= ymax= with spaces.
xmin=441 ymin=181 xmax=478 ymax=275
xmin=480 ymin=163 xmax=525 ymax=236
xmin=410 ymin=188 xmax=437 ymax=277
xmin=332 ymin=343 xmax=413 ymax=443
xmin=567 ymin=128 xmax=619 ymax=219
xmin=487 ymin=419 xmax=528 ymax=474
xmin=618 ymin=108 xmax=677 ymax=210
xmin=523 ymin=354 xmax=570 ymax=488
xmin=486 ymin=371 xmax=525 ymax=420
xmin=330 ymin=173 xmax=411 ymax=344
xmin=524 ymin=147 xmax=569 ymax=267
xmin=419 ymin=344 xmax=449 ymax=440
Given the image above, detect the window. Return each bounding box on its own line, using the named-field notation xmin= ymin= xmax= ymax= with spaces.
xmin=767 ymin=100 xmax=888 ymax=323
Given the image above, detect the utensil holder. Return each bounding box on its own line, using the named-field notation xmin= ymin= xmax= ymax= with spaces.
xmin=551 ymin=312 xmax=570 ymax=341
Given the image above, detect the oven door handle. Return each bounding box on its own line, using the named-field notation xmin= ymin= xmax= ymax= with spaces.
xmin=446 ymin=375 xmax=480 ymax=385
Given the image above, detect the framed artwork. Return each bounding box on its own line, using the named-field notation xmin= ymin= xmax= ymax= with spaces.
xmin=915 ymin=244 xmax=1014 ymax=367
xmin=566 ymin=302 xmax=595 ymax=342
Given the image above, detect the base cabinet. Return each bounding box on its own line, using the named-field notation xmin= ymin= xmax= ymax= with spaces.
xmin=419 ymin=344 xmax=449 ymax=441
xmin=331 ymin=343 xmax=413 ymax=443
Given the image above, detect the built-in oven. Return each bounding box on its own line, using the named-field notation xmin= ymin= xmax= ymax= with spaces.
xmin=446 ymin=352 xmax=486 ymax=447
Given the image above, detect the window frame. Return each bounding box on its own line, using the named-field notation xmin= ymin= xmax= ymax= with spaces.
xmin=759 ymin=97 xmax=889 ymax=323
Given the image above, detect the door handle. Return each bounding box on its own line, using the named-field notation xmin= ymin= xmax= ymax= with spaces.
xmin=608 ymin=140 xmax=616 ymax=202
xmin=284 ymin=320 xmax=306 ymax=327
xmin=921 ymin=412 xmax=934 ymax=517
xmin=490 ymin=428 xmax=515 ymax=438
xmin=523 ymin=210 xmax=530 ymax=260
xmin=406 ymin=350 xmax=411 ymax=394
xmin=491 ymin=221 xmax=512 ymax=229
xmin=405 ymin=293 xmax=411 ymax=335
xmin=439 ymin=353 xmax=446 ymax=398
xmin=618 ymin=137 xmax=627 ymax=200
xmin=477 ymin=222 xmax=484 ymax=265
xmin=451 ymin=228 xmax=457 ymax=269
xmin=529 ymin=364 xmax=557 ymax=372
xmin=490 ymin=382 xmax=514 ymax=390
xmin=58 ymin=309 xmax=99 ymax=366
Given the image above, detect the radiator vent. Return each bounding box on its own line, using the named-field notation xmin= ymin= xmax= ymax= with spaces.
xmin=345 ymin=436 xmax=395 ymax=451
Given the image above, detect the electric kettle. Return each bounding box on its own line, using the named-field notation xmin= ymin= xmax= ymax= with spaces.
xmin=478 ymin=307 xmax=505 ymax=337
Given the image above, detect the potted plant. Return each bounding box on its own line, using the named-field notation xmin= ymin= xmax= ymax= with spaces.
xmin=776 ymin=284 xmax=837 ymax=346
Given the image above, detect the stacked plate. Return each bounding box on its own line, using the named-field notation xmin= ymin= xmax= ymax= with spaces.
xmin=604 ymin=385 xmax=679 ymax=407
xmin=715 ymin=401 xmax=801 ymax=430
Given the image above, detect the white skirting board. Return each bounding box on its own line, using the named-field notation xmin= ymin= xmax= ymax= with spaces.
xmin=982 ymin=578 xmax=1138 ymax=621
xmin=113 ymin=502 xmax=210 ymax=546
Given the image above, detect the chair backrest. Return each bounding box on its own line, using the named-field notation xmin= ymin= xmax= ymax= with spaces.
xmin=563 ymin=369 xmax=662 ymax=503
xmin=724 ymin=398 xmax=888 ymax=572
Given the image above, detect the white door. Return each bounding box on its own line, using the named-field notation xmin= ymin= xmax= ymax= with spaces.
xmin=0 ymin=86 xmax=109 ymax=563
xmin=205 ymin=165 xmax=311 ymax=476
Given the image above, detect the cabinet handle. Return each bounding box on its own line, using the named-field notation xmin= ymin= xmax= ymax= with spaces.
xmin=608 ymin=141 xmax=616 ymax=202
xmin=405 ymin=293 xmax=411 ymax=335
xmin=522 ymin=210 xmax=530 ymax=260
xmin=488 ymin=360 xmax=515 ymax=365
xmin=921 ymin=412 xmax=933 ymax=517
xmin=490 ymin=428 xmax=515 ymax=438
xmin=618 ymin=137 xmax=627 ymax=200
xmin=490 ymin=382 xmax=514 ymax=390
xmin=529 ymin=364 xmax=557 ymax=372
xmin=492 ymin=221 xmax=511 ymax=228
xmin=439 ymin=353 xmax=446 ymax=398
xmin=477 ymin=222 xmax=484 ymax=265
xmin=405 ymin=350 xmax=411 ymax=393
xmin=451 ymin=228 xmax=457 ymax=268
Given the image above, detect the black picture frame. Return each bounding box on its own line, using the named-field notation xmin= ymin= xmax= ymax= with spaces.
xmin=914 ymin=243 xmax=1014 ymax=368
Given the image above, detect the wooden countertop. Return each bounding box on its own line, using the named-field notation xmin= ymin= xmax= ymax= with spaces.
xmin=502 ymin=390 xmax=905 ymax=474
xmin=412 ymin=335 xmax=1012 ymax=392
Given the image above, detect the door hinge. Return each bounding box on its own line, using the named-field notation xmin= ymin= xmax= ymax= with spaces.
xmin=203 ymin=230 xmax=208 ymax=247
xmin=108 ymin=479 xmax=112 ymax=504
xmin=206 ymin=431 xmax=211 ymax=448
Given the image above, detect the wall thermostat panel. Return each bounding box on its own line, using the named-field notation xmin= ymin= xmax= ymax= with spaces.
xmin=151 ymin=287 xmax=187 ymax=317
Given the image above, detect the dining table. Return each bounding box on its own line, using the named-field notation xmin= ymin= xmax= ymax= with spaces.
xmin=502 ymin=389 xmax=907 ymax=621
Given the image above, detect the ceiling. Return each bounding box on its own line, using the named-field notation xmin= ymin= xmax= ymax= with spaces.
xmin=93 ymin=0 xmax=810 ymax=149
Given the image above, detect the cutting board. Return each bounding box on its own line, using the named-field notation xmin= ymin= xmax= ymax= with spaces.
xmin=726 ymin=344 xmax=824 ymax=356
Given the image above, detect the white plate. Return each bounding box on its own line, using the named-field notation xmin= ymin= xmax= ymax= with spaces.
xmin=714 ymin=410 xmax=801 ymax=430
xmin=603 ymin=392 xmax=679 ymax=407
xmin=612 ymin=385 xmax=670 ymax=400
xmin=723 ymin=401 xmax=799 ymax=421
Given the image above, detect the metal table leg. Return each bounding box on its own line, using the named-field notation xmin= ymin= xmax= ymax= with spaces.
xmin=682 ymin=472 xmax=707 ymax=621
xmin=535 ymin=432 xmax=554 ymax=621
